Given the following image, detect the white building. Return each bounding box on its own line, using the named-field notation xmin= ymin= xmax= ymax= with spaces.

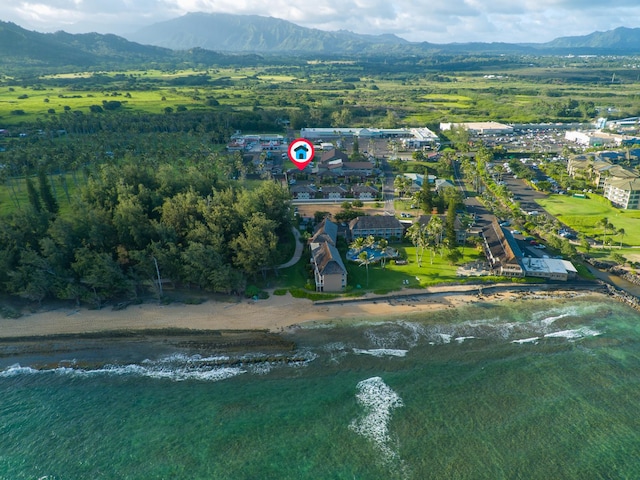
xmin=603 ymin=177 xmax=640 ymax=209
xmin=440 ymin=122 xmax=513 ymax=135
xmin=564 ymin=130 xmax=640 ymax=147
xmin=521 ymin=257 xmax=577 ymax=281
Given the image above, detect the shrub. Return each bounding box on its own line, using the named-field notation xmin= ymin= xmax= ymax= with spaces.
xmin=245 ymin=285 xmax=269 ymax=299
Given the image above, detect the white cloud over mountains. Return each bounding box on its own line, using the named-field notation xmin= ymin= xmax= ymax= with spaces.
xmin=3 ymin=0 xmax=640 ymax=44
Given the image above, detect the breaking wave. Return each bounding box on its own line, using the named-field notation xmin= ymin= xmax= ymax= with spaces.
xmin=0 ymin=351 xmax=318 ymax=382
xmin=349 ymin=377 xmax=404 ymax=461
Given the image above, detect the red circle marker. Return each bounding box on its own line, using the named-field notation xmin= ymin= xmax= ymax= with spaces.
xmin=288 ymin=138 xmax=315 ymax=171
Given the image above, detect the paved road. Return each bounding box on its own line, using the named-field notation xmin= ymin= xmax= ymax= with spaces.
xmin=278 ymin=227 xmax=304 ymax=269
xmin=453 ymin=160 xmax=493 ymax=229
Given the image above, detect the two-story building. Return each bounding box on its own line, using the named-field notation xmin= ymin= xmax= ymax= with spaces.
xmin=349 ymin=216 xmax=404 ymax=241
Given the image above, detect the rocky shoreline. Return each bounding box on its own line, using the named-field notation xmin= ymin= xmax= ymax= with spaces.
xmin=603 ymin=282 xmax=640 ymax=311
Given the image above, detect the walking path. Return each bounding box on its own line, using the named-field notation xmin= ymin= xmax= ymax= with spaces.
xmin=277 ymin=227 xmax=304 ymax=269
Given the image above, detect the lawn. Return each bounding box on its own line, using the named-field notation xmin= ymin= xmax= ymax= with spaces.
xmin=0 ymin=172 xmax=81 ymax=217
xmin=274 ymin=240 xmax=486 ymax=295
xmin=346 ymin=244 xmax=484 ymax=293
xmin=537 ymin=194 xmax=640 ymax=246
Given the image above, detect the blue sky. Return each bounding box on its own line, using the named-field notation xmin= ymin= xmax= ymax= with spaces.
xmin=3 ymin=0 xmax=640 ymax=44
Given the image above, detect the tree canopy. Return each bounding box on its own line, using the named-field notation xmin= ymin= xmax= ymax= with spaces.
xmin=0 ymin=158 xmax=292 ymax=306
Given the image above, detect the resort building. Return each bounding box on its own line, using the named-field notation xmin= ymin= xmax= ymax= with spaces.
xmin=351 ymin=185 xmax=379 ymax=200
xmin=320 ymin=185 xmax=348 ymax=200
xmin=482 ymin=219 xmax=578 ymax=280
xmin=309 ymin=218 xmax=347 ymax=292
xmin=603 ymin=177 xmax=640 ymax=209
xmin=349 ymin=216 xmax=404 ymax=241
xmin=290 ymin=185 xmax=317 ymax=200
xmin=482 ymin=219 xmax=524 ymax=277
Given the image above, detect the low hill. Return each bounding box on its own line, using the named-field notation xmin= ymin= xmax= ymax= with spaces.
xmin=0 ymin=20 xmax=262 ymax=72
xmin=541 ymin=26 xmax=640 ymax=53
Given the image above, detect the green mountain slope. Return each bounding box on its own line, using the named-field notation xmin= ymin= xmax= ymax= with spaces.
xmin=128 ymin=12 xmax=410 ymax=54
xmin=542 ymin=26 xmax=640 ymax=52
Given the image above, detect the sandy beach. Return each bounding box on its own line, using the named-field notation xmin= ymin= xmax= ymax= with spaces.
xmin=0 ymin=283 xmax=603 ymax=339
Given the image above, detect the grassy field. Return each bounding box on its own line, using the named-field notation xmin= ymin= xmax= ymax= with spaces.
xmin=5 ymin=63 xmax=640 ymax=127
xmin=537 ymin=194 xmax=640 ymax=246
xmin=0 ymin=173 xmax=81 ymax=217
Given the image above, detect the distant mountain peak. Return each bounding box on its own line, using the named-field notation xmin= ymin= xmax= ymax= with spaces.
xmin=127 ymin=12 xmax=414 ymax=53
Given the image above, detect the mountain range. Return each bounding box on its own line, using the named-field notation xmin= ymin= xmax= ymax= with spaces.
xmin=127 ymin=13 xmax=640 ymax=55
xmin=2 ymin=13 xmax=640 ymax=71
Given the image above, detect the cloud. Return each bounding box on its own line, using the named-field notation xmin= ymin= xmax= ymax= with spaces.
xmin=2 ymin=0 xmax=640 ymax=43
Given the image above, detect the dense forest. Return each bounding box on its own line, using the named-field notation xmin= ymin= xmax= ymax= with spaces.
xmin=0 ymin=131 xmax=292 ymax=307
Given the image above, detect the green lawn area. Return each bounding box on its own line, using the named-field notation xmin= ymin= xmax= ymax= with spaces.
xmin=274 ymin=240 xmax=487 ymax=295
xmin=346 ymin=245 xmax=484 ymax=293
xmin=537 ymin=194 xmax=640 ymax=246
xmin=0 ymin=173 xmax=81 ymax=217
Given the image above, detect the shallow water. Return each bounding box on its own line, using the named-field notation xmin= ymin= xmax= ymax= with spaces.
xmin=1 ymin=295 xmax=639 ymax=479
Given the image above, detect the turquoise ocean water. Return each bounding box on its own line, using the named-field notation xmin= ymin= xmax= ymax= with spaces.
xmin=1 ymin=294 xmax=640 ymax=479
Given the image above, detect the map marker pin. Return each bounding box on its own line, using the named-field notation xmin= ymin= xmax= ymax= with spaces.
xmin=288 ymin=138 xmax=315 ymax=171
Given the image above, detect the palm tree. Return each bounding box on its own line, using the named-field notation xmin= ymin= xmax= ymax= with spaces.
xmin=378 ymin=238 xmax=389 ymax=268
xmin=364 ymin=235 xmax=376 ymax=249
xmin=405 ymin=223 xmax=423 ymax=266
xmin=427 ymin=216 xmax=444 ymax=260
xmin=599 ymin=217 xmax=610 ymax=246
xmin=350 ymin=236 xmax=365 ymax=254
xmin=618 ymin=228 xmax=626 ymax=249
xmin=358 ymin=251 xmax=373 ymax=287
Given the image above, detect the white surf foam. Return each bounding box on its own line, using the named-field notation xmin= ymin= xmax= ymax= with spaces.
xmin=0 ymin=361 xmax=245 ymax=382
xmin=539 ymin=312 xmax=571 ymax=327
xmin=512 ymin=337 xmax=540 ymax=344
xmin=455 ymin=336 xmax=476 ymax=344
xmin=349 ymin=377 xmax=404 ymax=462
xmin=352 ymin=348 xmax=408 ymax=357
xmin=437 ymin=333 xmax=452 ymax=344
xmin=544 ymin=327 xmax=601 ymax=340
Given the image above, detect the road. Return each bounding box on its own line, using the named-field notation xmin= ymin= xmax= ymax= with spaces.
xmin=453 ymin=160 xmax=493 ymax=229
xmin=380 ymin=156 xmax=396 ymax=216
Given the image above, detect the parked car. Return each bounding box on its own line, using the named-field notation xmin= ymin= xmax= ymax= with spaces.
xmin=510 ymin=230 xmax=522 ymax=235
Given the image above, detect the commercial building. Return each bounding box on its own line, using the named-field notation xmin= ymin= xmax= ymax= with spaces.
xmin=440 ymin=122 xmax=514 ymax=135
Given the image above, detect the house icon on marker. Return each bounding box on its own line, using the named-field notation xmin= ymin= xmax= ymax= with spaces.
xmin=294 ymin=144 xmax=309 ymax=160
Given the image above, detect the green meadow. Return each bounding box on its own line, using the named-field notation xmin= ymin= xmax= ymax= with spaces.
xmin=537 ymin=194 xmax=640 ymax=246
xmin=5 ymin=61 xmax=640 ymax=127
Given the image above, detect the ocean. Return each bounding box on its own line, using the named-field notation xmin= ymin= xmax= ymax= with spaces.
xmin=1 ymin=294 xmax=639 ymax=479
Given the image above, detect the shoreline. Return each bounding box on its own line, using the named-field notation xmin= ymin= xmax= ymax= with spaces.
xmin=0 ymin=282 xmax=607 ymax=340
